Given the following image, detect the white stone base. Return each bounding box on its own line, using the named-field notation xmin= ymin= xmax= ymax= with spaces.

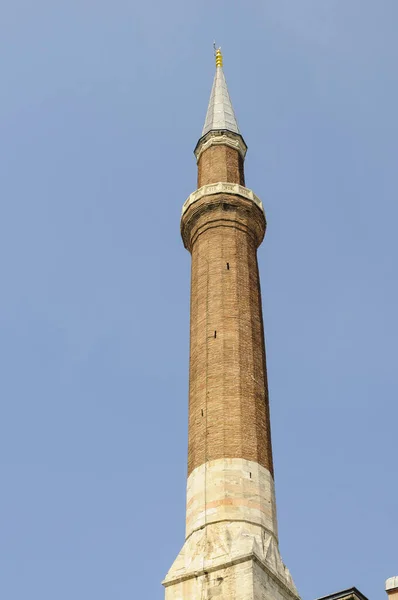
xmin=165 ymin=558 xmax=296 ymax=600
xmin=163 ymin=522 xmax=299 ymax=600
xmin=163 ymin=458 xmax=299 ymax=600
xmin=186 ymin=458 xmax=278 ymax=539
xmin=163 ymin=521 xmax=299 ymax=600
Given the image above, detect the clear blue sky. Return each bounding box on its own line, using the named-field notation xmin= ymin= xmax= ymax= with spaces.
xmin=0 ymin=1 xmax=397 ymax=599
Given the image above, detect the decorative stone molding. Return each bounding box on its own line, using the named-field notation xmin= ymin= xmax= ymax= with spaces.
xmin=386 ymin=579 xmax=398 ymax=593
xmin=194 ymin=130 xmax=247 ymax=161
xmin=182 ymin=181 xmax=264 ymax=216
xmin=181 ymin=188 xmax=266 ymax=253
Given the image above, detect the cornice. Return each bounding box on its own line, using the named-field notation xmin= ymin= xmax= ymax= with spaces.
xmin=182 ymin=181 xmax=264 ymax=216
xmin=194 ymin=130 xmax=247 ymax=162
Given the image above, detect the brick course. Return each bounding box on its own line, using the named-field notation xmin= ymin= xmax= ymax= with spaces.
xmin=198 ymin=145 xmax=245 ymax=187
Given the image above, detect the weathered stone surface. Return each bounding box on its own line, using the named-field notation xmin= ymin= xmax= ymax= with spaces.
xmin=163 ymin=521 xmax=299 ymax=600
xmin=185 ymin=458 xmax=278 ymax=539
xmin=181 ymin=182 xmax=264 ymax=218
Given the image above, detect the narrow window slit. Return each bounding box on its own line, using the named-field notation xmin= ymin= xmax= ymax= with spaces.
xmin=214 ymin=331 xmax=217 ymax=339
xmin=249 ymin=472 xmax=252 ymax=479
xmin=226 ymin=262 xmax=230 ymax=270
xmin=201 ymin=409 xmax=204 ymax=417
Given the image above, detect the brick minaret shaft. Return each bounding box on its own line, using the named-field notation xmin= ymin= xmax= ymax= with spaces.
xmin=186 ymin=118 xmax=273 ymax=482
xmin=164 ymin=49 xmax=300 ymax=600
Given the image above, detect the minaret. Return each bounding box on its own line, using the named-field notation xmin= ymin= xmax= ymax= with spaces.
xmin=163 ymin=48 xmax=300 ymax=600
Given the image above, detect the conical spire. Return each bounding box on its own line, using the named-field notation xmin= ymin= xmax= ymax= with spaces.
xmin=201 ymin=48 xmax=240 ymax=137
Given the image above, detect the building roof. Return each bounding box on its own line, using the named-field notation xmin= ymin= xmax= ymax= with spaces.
xmin=201 ymin=49 xmax=240 ymax=137
xmin=317 ymin=587 xmax=369 ymax=600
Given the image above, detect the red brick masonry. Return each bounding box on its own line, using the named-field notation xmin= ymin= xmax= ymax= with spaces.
xmin=181 ymin=186 xmax=274 ymax=478
xmin=198 ymin=145 xmax=245 ymax=188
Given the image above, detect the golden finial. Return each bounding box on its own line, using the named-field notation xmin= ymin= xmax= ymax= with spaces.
xmin=214 ymin=43 xmax=223 ymax=68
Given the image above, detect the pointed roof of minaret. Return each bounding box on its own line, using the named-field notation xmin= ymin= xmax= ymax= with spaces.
xmin=201 ymin=48 xmax=241 ymax=137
